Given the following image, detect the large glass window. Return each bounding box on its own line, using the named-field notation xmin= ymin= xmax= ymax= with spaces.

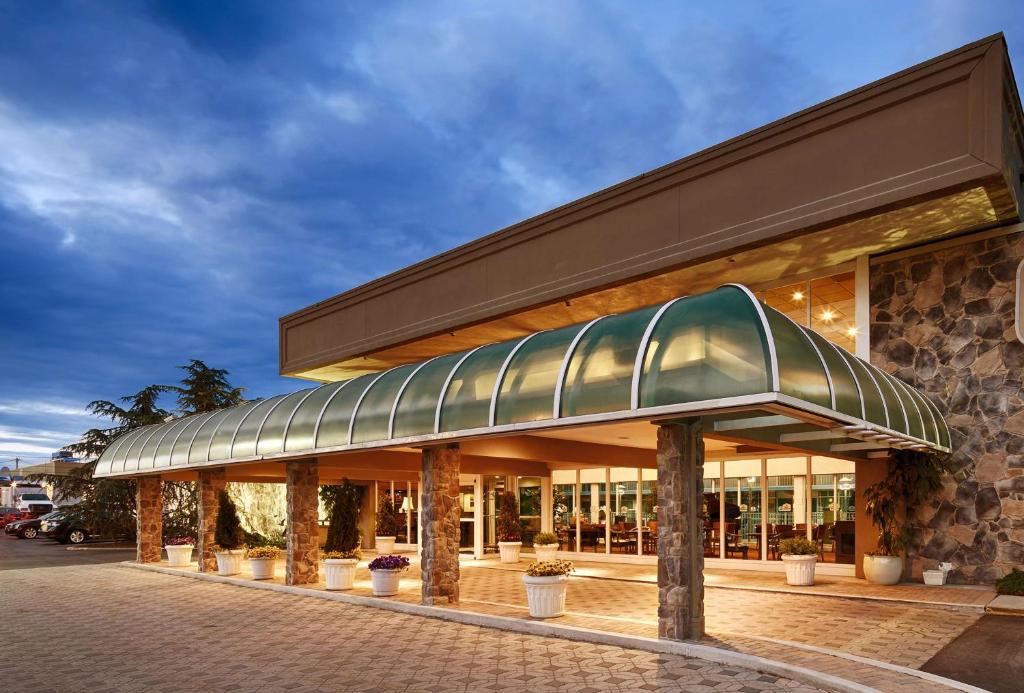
xmin=721 ymin=460 xmax=761 ymax=561
xmin=812 ymin=456 xmax=856 ymax=564
xmin=518 ymin=476 xmax=542 ymax=545
xmin=756 ymin=270 xmax=858 ymax=353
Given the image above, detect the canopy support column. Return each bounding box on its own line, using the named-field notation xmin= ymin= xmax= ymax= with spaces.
xmin=420 ymin=443 xmax=461 ymax=605
xmin=657 ymin=419 xmax=705 ymax=641
xmin=197 ymin=468 xmax=226 ymax=572
xmin=136 ymin=476 xmax=162 ymax=564
xmin=286 ymin=459 xmax=320 ymax=586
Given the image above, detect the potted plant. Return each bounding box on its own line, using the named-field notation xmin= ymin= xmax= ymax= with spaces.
xmin=532 ymin=531 xmax=559 ymax=562
xmin=523 ymin=559 xmax=573 ymax=618
xmin=164 ymin=535 xmax=195 ymax=568
xmin=374 ymin=494 xmax=399 ymax=554
xmin=367 ymin=554 xmax=410 ymax=596
xmin=321 ymin=479 xmax=363 ymax=590
xmin=497 ymin=490 xmax=522 ymax=563
xmin=779 ymin=537 xmax=818 ymax=586
xmin=246 ymin=545 xmax=280 ymax=580
xmin=213 ymin=489 xmax=246 ymax=576
xmin=863 ymin=449 xmax=950 ymax=585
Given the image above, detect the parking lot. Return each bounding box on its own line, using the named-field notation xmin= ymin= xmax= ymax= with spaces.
xmin=0 ymin=531 xmax=134 ymax=570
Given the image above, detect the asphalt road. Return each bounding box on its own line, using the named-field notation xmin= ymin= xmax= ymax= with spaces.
xmin=0 ymin=532 xmax=135 ymax=570
xmin=921 ymin=613 xmax=1024 ymax=693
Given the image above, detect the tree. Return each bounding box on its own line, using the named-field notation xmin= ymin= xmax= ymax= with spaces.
xmin=172 ymin=359 xmax=245 ymax=414
xmin=375 ymin=493 xmax=399 ymax=537
xmin=497 ymin=490 xmax=521 ymax=542
xmin=322 ymin=479 xmax=362 ymax=556
xmin=214 ymin=489 xmax=244 ymax=550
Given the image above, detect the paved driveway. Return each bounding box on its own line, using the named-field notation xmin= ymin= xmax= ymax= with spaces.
xmin=1 ymin=564 xmax=821 ymax=693
xmin=0 ymin=533 xmax=134 ymax=569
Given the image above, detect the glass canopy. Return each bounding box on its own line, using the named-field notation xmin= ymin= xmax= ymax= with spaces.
xmin=95 ymin=284 xmax=949 ymax=477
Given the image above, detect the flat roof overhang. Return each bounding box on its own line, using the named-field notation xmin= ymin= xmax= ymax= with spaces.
xmin=98 ymin=285 xmax=948 ymax=480
xmin=280 ymin=33 xmax=1023 ymax=381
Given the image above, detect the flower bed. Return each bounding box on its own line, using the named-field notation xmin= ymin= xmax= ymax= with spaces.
xmin=368 ymin=554 xmax=410 ymax=571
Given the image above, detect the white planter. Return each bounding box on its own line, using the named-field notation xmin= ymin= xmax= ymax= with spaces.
xmin=781 ymin=554 xmax=817 ymax=586
xmin=498 ymin=541 xmax=522 ymax=563
xmin=215 ymin=550 xmax=244 ymax=576
xmin=165 ymin=544 xmax=194 ymax=568
xmin=864 ymin=555 xmax=903 ymax=585
xmin=249 ymin=557 xmax=277 ymax=580
xmin=523 ymin=574 xmax=569 ymax=618
xmin=370 ymin=568 xmax=402 ymax=596
xmin=533 ymin=543 xmax=559 ymax=562
xmin=324 ymin=558 xmax=358 ymax=590
xmin=375 ymin=536 xmax=396 ymax=554
xmin=923 ymin=569 xmax=947 ymax=586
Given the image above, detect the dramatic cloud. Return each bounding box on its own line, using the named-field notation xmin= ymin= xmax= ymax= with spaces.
xmin=0 ymin=0 xmax=1021 ymax=462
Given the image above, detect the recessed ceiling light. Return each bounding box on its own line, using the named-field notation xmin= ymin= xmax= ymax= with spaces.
xmin=792 ymin=290 xmax=803 ymax=301
xmin=845 ymin=325 xmax=859 ymax=337
xmin=821 ymin=308 xmax=836 ymax=322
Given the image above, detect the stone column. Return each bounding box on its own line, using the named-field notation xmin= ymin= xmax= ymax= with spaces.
xmin=420 ymin=443 xmax=461 ymax=605
xmin=657 ymin=419 xmax=705 ymax=641
xmin=197 ymin=468 xmax=227 ymax=573
xmin=286 ymin=459 xmax=320 ymax=586
xmin=135 ymin=476 xmax=163 ymax=564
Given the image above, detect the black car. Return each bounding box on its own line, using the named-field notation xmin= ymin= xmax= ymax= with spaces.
xmin=4 ymin=511 xmax=61 ymax=539
xmin=39 ymin=513 xmax=91 ymax=544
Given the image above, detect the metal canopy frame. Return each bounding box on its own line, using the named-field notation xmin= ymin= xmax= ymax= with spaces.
xmin=95 ymin=284 xmax=949 ymax=477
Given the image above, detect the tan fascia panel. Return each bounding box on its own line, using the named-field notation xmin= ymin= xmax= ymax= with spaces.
xmin=281 ymin=33 xmax=1024 ymax=380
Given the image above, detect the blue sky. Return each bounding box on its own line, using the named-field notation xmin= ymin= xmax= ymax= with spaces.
xmin=1 ymin=1 xmax=1022 ymax=466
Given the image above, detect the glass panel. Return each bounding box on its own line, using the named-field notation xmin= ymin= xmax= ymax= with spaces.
xmin=256 ymin=389 xmax=315 ymax=455
xmin=230 ymin=395 xmax=288 ymax=458
xmin=561 ymin=307 xmax=659 ymax=417
xmin=118 ymin=426 xmax=158 ymax=472
xmin=641 ymin=287 xmax=771 ymax=407
xmin=810 ymin=272 xmax=858 ymax=352
xmin=764 ymin=457 xmax=810 ymax=561
xmin=315 ymin=374 xmax=377 ymax=448
xmin=392 ymin=353 xmax=464 ymax=438
xmin=833 ymin=349 xmax=888 ymax=427
xmin=904 ymin=385 xmax=939 ymax=445
xmin=758 ymin=281 xmax=809 ymax=325
xmin=170 ymin=412 xmax=217 ymax=466
xmin=881 ymin=372 xmax=925 ymax=440
xmin=392 ymin=482 xmax=416 ymax=543
xmin=459 ymin=482 xmax=475 ymax=552
xmin=865 ymin=364 xmax=907 ymax=433
xmin=440 ymin=342 xmax=518 ymax=432
xmin=189 ymin=409 xmax=234 ymax=463
xmin=136 ymin=423 xmax=173 ymax=471
xmin=802 ymin=328 xmax=863 ymax=418
xmin=518 ymin=476 xmax=542 ymax=545
xmin=208 ymin=401 xmax=264 ymax=461
xmin=553 ymin=482 xmax=576 ymax=528
xmin=763 ymin=307 xmax=831 ymax=408
xmin=154 ymin=417 xmax=194 ymax=468
xmin=496 ymin=325 xmax=585 ymax=425
xmin=285 ymin=381 xmax=349 ymax=451
xmin=812 ymin=456 xmax=856 ymax=564
xmin=922 ymin=394 xmax=949 ymax=448
xmin=482 ymin=475 xmax=506 ymax=549
xmin=578 ymin=480 xmax=607 ymax=552
xmin=721 ymin=459 xmax=761 ymax=561
xmin=608 ymin=472 xmax=638 ymax=555
xmin=351 ymin=365 xmax=417 ymax=443
xmin=104 ymin=427 xmax=145 ymax=470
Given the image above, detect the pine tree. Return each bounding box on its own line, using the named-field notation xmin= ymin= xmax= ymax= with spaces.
xmin=375 ymin=494 xmax=398 ymax=537
xmin=214 ymin=489 xmax=244 ymax=550
xmin=172 ymin=359 xmax=246 ymax=414
xmin=323 ymin=479 xmax=362 ymax=555
xmin=497 ymin=490 xmax=521 ymax=542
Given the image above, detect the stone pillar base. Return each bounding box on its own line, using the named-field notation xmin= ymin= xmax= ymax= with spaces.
xmin=136 ymin=476 xmax=163 ymax=564
xmin=286 ymin=460 xmax=320 ymax=586
xmin=421 ymin=444 xmax=461 ymax=605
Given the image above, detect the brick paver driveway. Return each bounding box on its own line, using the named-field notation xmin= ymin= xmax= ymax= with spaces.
xmin=1 ymin=564 xmax=821 ymax=693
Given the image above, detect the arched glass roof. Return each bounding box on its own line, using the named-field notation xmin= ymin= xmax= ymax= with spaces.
xmin=95 ymin=284 xmax=949 ymax=477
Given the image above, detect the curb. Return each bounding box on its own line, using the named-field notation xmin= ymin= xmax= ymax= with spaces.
xmin=124 ymin=562 xmax=879 ymax=693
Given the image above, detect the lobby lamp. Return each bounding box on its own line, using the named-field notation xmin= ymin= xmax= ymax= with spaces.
xmin=400 ymin=496 xmax=415 ymax=514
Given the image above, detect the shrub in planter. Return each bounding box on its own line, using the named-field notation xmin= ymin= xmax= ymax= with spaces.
xmin=497 ymin=491 xmax=522 ymax=563
xmin=779 ymin=537 xmax=817 ymax=586
xmin=246 ymin=545 xmax=280 ymax=580
xmin=321 ymin=479 xmax=363 ymax=590
xmin=532 ymin=531 xmax=559 ymax=562
xmin=213 ymin=490 xmax=246 ymax=576
xmin=164 ymin=535 xmax=195 ymax=568
xmin=523 ymin=559 xmax=573 ymax=618
xmin=374 ymin=494 xmax=399 ymax=554
xmin=997 ymin=569 xmax=1024 ymax=596
xmin=367 ymin=554 xmax=410 ymax=596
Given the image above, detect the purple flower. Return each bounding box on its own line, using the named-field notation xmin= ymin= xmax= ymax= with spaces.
xmin=368 ymin=554 xmax=411 ymax=571
xmin=165 ymin=536 xmax=195 ymax=546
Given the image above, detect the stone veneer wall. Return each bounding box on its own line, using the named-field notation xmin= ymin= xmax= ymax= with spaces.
xmin=656 ymin=420 xmax=705 ymax=640
xmin=285 ymin=460 xmax=320 ymax=586
xmin=136 ymin=477 xmax=162 ymax=564
xmin=420 ymin=444 xmax=461 ymax=605
xmin=871 ymin=229 xmax=1024 ymax=583
xmin=197 ymin=468 xmax=227 ymax=573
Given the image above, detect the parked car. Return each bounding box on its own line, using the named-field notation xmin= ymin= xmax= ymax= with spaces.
xmin=4 ymin=511 xmax=61 ymax=539
xmin=16 ymin=493 xmax=53 ymax=514
xmin=39 ymin=513 xmax=91 ymax=544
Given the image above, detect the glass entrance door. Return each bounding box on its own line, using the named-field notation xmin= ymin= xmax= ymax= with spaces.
xmin=459 ymin=483 xmax=475 ymax=552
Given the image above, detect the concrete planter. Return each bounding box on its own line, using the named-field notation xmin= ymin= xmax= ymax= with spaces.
xmin=498 ymin=541 xmax=522 ymax=563
xmin=864 ymin=555 xmax=903 ymax=585
xmin=370 ymin=568 xmax=402 ymax=596
xmin=249 ymin=557 xmax=276 ymax=580
xmin=164 ymin=544 xmax=194 ymax=568
xmin=923 ymin=569 xmax=947 ymax=586
xmin=523 ymin=574 xmax=568 ymax=618
xmin=214 ymin=550 xmax=244 ymax=576
xmin=781 ymin=554 xmax=817 ymax=586
xmin=374 ymin=536 xmax=396 ymax=554
xmin=533 ymin=543 xmax=559 ymax=562
xmin=324 ymin=558 xmax=358 ymax=590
